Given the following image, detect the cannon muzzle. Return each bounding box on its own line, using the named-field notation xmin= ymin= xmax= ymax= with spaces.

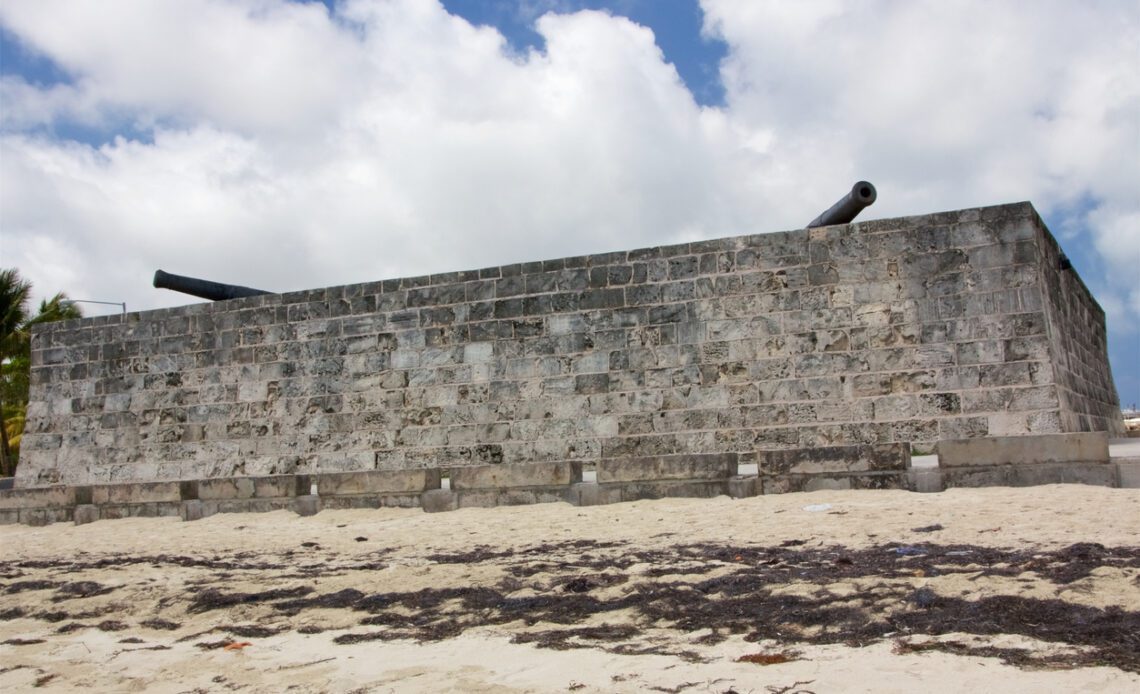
xmin=153 ymin=270 xmax=270 ymax=302
xmin=807 ymin=181 xmax=877 ymax=228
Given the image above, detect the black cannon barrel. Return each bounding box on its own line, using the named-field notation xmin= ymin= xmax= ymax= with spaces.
xmin=153 ymin=269 xmax=270 ymax=302
xmin=807 ymin=181 xmax=877 ymax=228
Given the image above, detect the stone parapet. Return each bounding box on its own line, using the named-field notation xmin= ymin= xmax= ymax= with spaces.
xmin=14 ymin=202 xmax=1124 ymax=488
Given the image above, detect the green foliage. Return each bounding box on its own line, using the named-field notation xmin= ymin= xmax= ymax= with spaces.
xmin=0 ymin=269 xmax=81 ymax=476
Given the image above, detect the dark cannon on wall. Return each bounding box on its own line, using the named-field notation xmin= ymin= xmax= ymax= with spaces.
xmin=807 ymin=181 xmax=877 ymax=228
xmin=153 ymin=269 xmax=270 ymax=302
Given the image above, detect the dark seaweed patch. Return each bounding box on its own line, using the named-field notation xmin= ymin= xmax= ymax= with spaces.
xmin=52 ymin=581 xmax=114 ymax=601
xmin=186 ymin=586 xmax=313 ymax=614
xmin=5 ymin=580 xmax=57 ymax=594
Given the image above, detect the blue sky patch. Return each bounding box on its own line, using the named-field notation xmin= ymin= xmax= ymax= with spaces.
xmin=440 ymin=0 xmax=726 ymax=106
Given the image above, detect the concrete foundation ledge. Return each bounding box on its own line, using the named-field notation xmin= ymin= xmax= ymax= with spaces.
xmin=91 ymin=481 xmax=182 ymax=505
xmin=1118 ymin=462 xmax=1140 ymax=489
xmin=0 ymin=486 xmax=76 ymax=510
xmin=74 ymin=504 xmax=99 ymax=526
xmin=99 ymin=502 xmax=182 ymax=520
xmin=293 ymin=495 xmax=321 ymax=517
xmin=457 ymin=487 xmax=570 ymax=508
xmin=450 ymin=461 xmax=582 ymax=490
xmin=728 ymin=476 xmax=759 ymax=499
xmin=19 ymin=507 xmax=71 ymax=526
xmin=941 ymin=462 xmax=1119 ymax=489
xmin=180 ymin=500 xmax=208 ymax=522
xmin=909 ymin=468 xmax=944 ymax=494
xmin=196 ymin=474 xmax=300 ymax=501
xmin=565 ymin=482 xmax=621 ymax=507
xmin=595 ymin=453 xmax=738 ymax=484
xmin=761 ymin=471 xmax=911 ymax=495
xmin=603 ymin=479 xmax=730 ymax=502
xmin=757 ymin=444 xmax=910 ymax=476
xmin=314 ymin=469 xmax=442 ymax=496
xmin=213 ymin=498 xmax=295 ymax=514
xmin=421 ymin=489 xmax=458 ymax=513
xmin=938 ymin=432 xmax=1109 ymax=468
xmin=319 ymin=493 xmax=422 ymax=510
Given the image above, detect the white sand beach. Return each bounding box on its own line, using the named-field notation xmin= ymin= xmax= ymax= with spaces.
xmin=2 ymin=485 xmax=1138 ymax=693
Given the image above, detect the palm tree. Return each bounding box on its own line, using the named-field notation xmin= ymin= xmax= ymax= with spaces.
xmin=0 ymin=269 xmax=33 ymax=477
xmin=0 ymin=269 xmax=81 ymax=476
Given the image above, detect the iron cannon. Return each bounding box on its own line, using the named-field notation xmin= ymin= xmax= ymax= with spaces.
xmin=153 ymin=269 xmax=270 ymax=302
xmin=807 ymin=181 xmax=877 ymax=228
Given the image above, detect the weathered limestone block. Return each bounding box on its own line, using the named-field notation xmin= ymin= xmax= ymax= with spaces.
xmin=181 ymin=499 xmax=207 ymax=521
xmin=293 ymin=495 xmax=321 ymax=517
xmin=320 ymin=493 xmax=421 ymax=509
xmin=728 ymin=476 xmax=758 ymax=498
xmin=20 ymin=507 xmax=71 ymax=525
xmin=0 ymin=486 xmax=75 ymax=509
xmin=761 ymin=472 xmax=911 ymax=494
xmin=449 ymin=461 xmax=582 ymax=490
xmin=74 ymin=504 xmax=99 ymax=525
xmin=456 ymin=488 xmax=568 ymax=508
xmin=1118 ymin=462 xmax=1140 ymax=489
xmin=314 ymin=469 xmax=441 ymax=496
xmin=941 ymin=462 xmax=1117 ymax=489
xmin=610 ymin=479 xmax=730 ymax=501
xmin=91 ymin=481 xmax=181 ymax=505
xmin=757 ymin=444 xmax=910 ymax=476
xmin=595 ymin=453 xmax=738 ymax=483
xmin=99 ymin=502 xmax=181 ymax=519
xmin=197 ymin=475 xmax=298 ymax=500
xmin=938 ymin=432 xmax=1109 ymax=467
xmin=421 ymin=489 xmax=458 ymax=513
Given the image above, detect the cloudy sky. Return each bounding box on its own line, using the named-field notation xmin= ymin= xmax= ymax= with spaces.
xmin=1 ymin=0 xmax=1137 ymax=405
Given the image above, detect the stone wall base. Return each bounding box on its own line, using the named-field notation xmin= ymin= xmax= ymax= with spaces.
xmin=2 ymin=435 xmax=1129 ymax=525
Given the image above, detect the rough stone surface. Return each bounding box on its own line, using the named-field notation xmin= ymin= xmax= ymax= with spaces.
xmin=941 ymin=462 xmax=1118 ymax=488
xmin=92 ymin=482 xmax=181 ymax=505
xmin=595 ymin=453 xmax=737 ymax=483
xmin=457 ymin=488 xmax=568 ymax=508
xmin=73 ymin=504 xmax=99 ymax=525
xmin=1118 ymin=462 xmax=1140 ymax=489
xmin=293 ymin=494 xmax=321 ymax=517
xmin=15 ymin=202 xmax=1125 ymax=487
xmin=728 ymin=476 xmax=758 ymax=498
xmin=319 ymin=493 xmax=421 ymax=509
xmin=608 ymin=479 xmax=730 ymax=501
xmin=450 ymin=461 xmax=582 ymax=490
xmin=756 ymin=443 xmax=909 ymax=475
xmin=421 ymin=489 xmax=458 ymax=513
xmin=910 ymin=469 xmax=944 ymax=493
xmin=196 ymin=475 xmax=297 ymax=500
xmin=180 ymin=499 xmax=206 ymax=521
xmin=0 ymin=486 xmax=75 ymax=509
xmin=314 ymin=469 xmax=441 ymax=496
xmin=761 ymin=472 xmax=911 ymax=494
xmin=938 ymin=432 xmax=1109 ymax=468
xmin=99 ymin=502 xmax=180 ymax=519
xmin=565 ymin=482 xmax=620 ymax=507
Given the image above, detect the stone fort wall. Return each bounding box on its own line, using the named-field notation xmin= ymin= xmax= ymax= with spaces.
xmin=16 ymin=201 xmax=1123 ymax=487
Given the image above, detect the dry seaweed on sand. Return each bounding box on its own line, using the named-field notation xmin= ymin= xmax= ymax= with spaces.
xmin=3 ymin=537 xmax=1138 ymax=673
